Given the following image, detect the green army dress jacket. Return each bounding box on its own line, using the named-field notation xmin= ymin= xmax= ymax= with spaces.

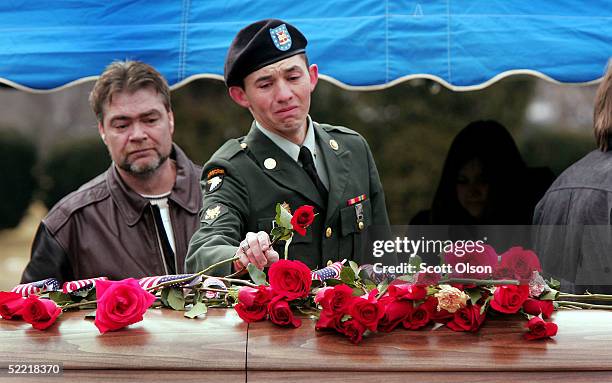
xmin=185 ymin=121 xmax=391 ymax=275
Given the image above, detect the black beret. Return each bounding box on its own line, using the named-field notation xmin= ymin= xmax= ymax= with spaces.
xmin=224 ymin=19 xmax=308 ymax=87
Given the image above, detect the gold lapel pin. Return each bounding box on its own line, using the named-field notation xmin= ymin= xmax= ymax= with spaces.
xmin=264 ymin=158 xmax=277 ymax=170
xmin=329 ymin=139 xmax=339 ymax=151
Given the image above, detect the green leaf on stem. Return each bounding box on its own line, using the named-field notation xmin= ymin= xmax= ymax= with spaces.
xmin=161 ymin=288 xmax=170 ymax=307
xmin=166 ymin=288 xmax=186 ymax=311
xmin=247 ymin=263 xmax=268 ymax=285
xmin=49 ymin=291 xmax=73 ymax=305
xmin=340 ymin=267 xmax=356 ymax=285
xmin=547 ymin=277 xmax=561 ymax=290
xmin=325 ymin=279 xmax=344 ymax=286
xmin=540 ymin=288 xmax=559 ymax=301
xmin=275 ymin=203 xmax=294 ymax=230
xmin=349 ymin=261 xmax=360 ymax=279
xmin=409 ymin=255 xmax=422 ymax=271
xmin=271 ymin=226 xmax=292 ymax=242
xmin=184 ymin=302 xmax=208 ymax=318
xmin=396 ymin=275 xmax=414 ymax=282
xmin=377 ymin=280 xmax=389 ymax=294
xmin=467 ymin=289 xmax=482 ymax=305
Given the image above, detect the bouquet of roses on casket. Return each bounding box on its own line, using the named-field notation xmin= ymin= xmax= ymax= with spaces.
xmin=2 ymin=202 xmax=611 ymax=343
xmin=231 ymin=243 xmax=612 ymax=344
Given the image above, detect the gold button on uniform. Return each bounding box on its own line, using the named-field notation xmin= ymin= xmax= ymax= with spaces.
xmin=240 ymin=142 xmax=248 ymax=149
xmin=325 ymin=227 xmax=333 ymax=238
xmin=329 ymin=139 xmax=339 ymax=151
xmin=358 ymin=221 xmax=365 ymax=230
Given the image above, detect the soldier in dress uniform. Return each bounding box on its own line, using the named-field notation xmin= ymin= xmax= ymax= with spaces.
xmin=185 ymin=19 xmax=391 ymax=275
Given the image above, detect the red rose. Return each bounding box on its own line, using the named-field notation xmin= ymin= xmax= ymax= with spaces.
xmin=387 ymin=283 xmax=427 ymax=301
xmin=268 ymin=260 xmax=312 ymax=300
xmin=490 ymin=285 xmax=530 ymax=314
xmin=21 ymin=296 xmax=61 ymax=330
xmin=234 ymin=286 xmax=273 ymax=323
xmin=94 ymin=278 xmax=156 ymax=334
xmin=317 ymin=284 xmax=354 ymax=315
xmin=425 ymin=297 xmax=454 ymax=323
xmin=291 ymin=205 xmax=315 ymax=236
xmin=446 ymin=304 xmax=486 ymax=332
xmin=403 ymin=302 xmax=431 ymax=330
xmin=234 ymin=302 xmax=268 ymax=322
xmin=350 ymin=291 xmax=385 ymax=332
xmin=444 ymin=244 xmax=498 ymax=280
xmin=315 ymin=310 xmax=343 ymax=330
xmin=499 ymin=247 xmax=542 ymax=283
xmin=339 ymin=318 xmax=367 ymax=344
xmin=524 ymin=316 xmax=558 ymax=340
xmin=268 ymin=296 xmax=301 ymax=328
xmin=377 ymin=297 xmax=413 ymax=332
xmin=238 ymin=285 xmax=273 ymax=307
xmin=0 ymin=291 xmax=25 ymax=319
xmin=522 ymin=298 xmax=554 ymax=319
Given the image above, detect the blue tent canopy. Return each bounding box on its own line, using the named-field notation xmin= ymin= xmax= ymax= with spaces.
xmin=1 ymin=1 xmax=610 ymax=92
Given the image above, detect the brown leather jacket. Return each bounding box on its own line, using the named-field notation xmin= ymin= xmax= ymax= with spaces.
xmin=21 ymin=144 xmax=202 ymax=283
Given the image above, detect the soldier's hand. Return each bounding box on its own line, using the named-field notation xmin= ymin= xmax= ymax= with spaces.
xmin=236 ymin=231 xmax=279 ymax=270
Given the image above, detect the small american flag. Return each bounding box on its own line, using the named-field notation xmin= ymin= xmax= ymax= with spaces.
xmin=62 ymin=277 xmax=108 ymax=294
xmin=311 ymin=261 xmax=344 ymax=281
xmin=202 ymin=277 xmax=227 ymax=299
xmin=11 ymin=278 xmax=60 ymax=297
xmin=138 ymin=274 xmax=201 ymax=290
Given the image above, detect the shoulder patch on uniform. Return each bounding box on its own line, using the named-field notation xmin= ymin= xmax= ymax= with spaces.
xmin=205 ymin=168 xmax=225 ymax=193
xmin=201 ymin=203 xmax=228 ymax=225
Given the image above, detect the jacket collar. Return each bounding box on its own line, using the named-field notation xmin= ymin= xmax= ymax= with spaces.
xmin=107 ymin=143 xmax=200 ymax=226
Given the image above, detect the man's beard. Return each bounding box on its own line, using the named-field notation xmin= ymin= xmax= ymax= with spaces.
xmin=118 ymin=149 xmax=169 ymax=178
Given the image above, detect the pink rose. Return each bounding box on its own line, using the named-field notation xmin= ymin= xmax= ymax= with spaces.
xmin=21 ymin=296 xmax=61 ymax=330
xmin=444 ymin=244 xmax=497 ymax=280
xmin=499 ymin=247 xmax=542 ymax=283
xmin=0 ymin=291 xmax=25 ymax=319
xmin=94 ymin=278 xmax=156 ymax=334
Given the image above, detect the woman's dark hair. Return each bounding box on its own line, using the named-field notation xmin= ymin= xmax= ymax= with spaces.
xmin=429 ymin=120 xmax=528 ymax=224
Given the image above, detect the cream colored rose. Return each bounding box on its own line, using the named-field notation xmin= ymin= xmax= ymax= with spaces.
xmin=434 ymin=284 xmax=469 ymax=313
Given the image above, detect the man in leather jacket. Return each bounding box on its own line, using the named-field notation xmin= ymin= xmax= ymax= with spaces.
xmin=21 ymin=61 xmax=202 ymax=283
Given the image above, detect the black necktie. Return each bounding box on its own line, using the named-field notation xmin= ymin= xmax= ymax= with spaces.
xmin=298 ymin=146 xmax=328 ymax=203
xmin=151 ymin=204 xmax=176 ymax=274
